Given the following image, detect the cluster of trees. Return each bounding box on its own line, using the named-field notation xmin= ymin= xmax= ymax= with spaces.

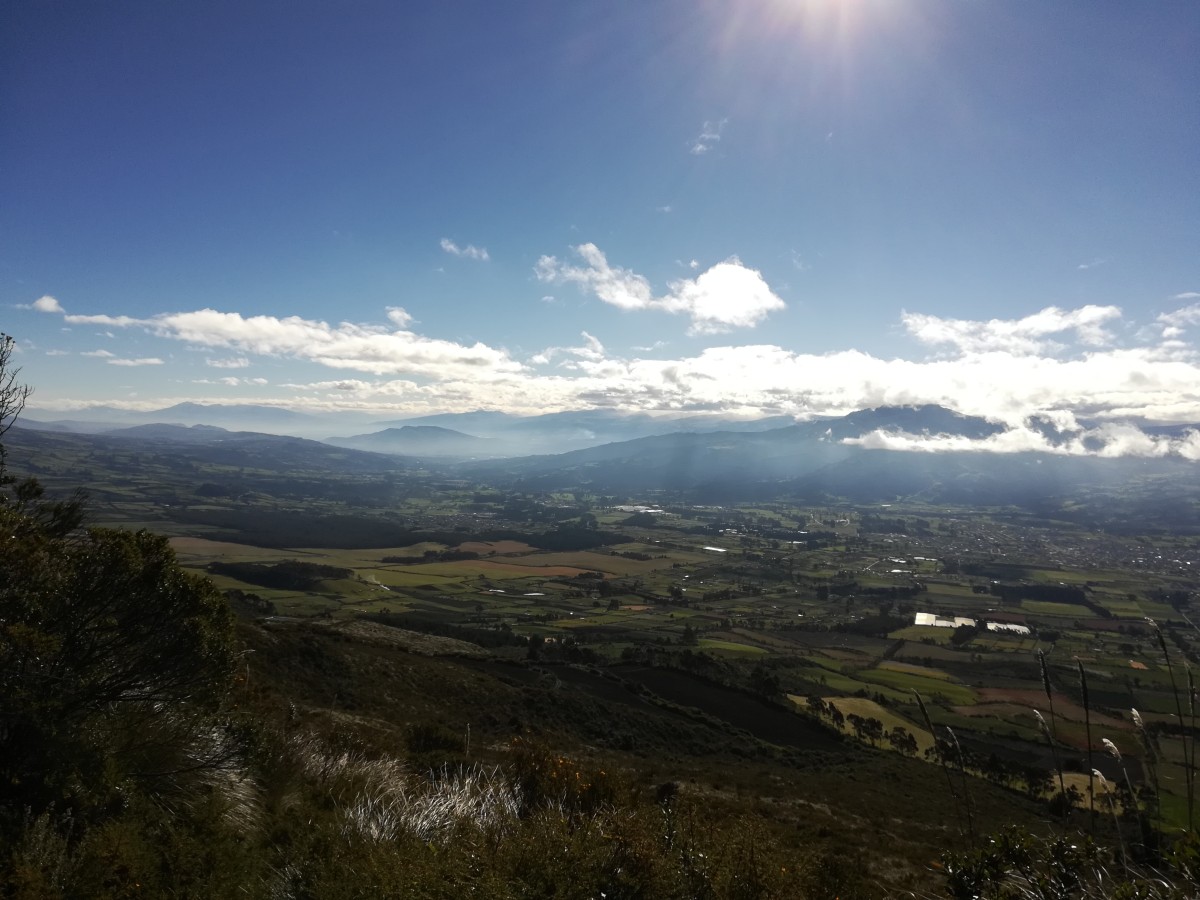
xmin=1 ymin=334 xmax=240 ymax=890
xmin=802 ymin=697 xmax=920 ymax=754
xmin=208 ymin=559 xmax=354 ymax=590
xmin=382 ymin=548 xmax=481 ymax=563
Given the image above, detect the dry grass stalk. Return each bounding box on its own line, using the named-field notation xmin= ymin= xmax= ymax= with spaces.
xmin=1038 ymin=650 xmax=1068 ymax=810
xmin=915 ymin=690 xmax=967 ymax=841
xmin=1078 ymin=660 xmax=1096 ymax=832
xmin=1151 ymin=618 xmax=1194 ymax=832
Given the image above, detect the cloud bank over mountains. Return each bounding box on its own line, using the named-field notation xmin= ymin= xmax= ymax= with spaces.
xmin=845 ymin=417 xmax=1200 ymax=461
xmin=23 ymin=278 xmax=1200 ymax=459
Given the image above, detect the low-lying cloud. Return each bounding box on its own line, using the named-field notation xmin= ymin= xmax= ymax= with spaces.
xmin=29 ymin=294 xmax=1200 ymax=458
xmin=845 ymin=420 xmax=1200 ymax=461
xmin=901 ymin=305 xmax=1122 ymax=355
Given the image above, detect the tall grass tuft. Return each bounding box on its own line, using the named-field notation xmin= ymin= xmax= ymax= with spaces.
xmin=1133 ymin=707 xmax=1163 ymax=832
xmin=1103 ymin=737 xmax=1142 ymax=839
xmin=1079 ymin=660 xmax=1096 ymax=833
xmin=1033 ymin=709 xmax=1068 ymax=818
xmin=915 ymin=690 xmax=967 ymax=842
xmin=945 ymin=725 xmax=976 ymax=842
xmin=1189 ymin=666 xmax=1197 ymax=830
xmin=1093 ymin=769 xmax=1130 ymax=875
xmin=1152 ymin=618 xmax=1194 ymax=832
xmin=1037 ymin=650 xmax=1068 ymax=814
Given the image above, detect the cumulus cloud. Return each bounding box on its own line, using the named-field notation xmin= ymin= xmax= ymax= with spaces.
xmin=902 ymin=305 xmax=1122 ymax=355
xmin=536 ymin=244 xmax=653 ymax=311
xmin=108 ymin=357 xmax=163 ymax=367
xmin=660 ymin=260 xmax=786 ymax=334
xmin=386 ymin=307 xmax=414 ymax=327
xmin=440 ymin=238 xmax=489 ymax=261
xmin=1158 ymin=303 xmax=1200 ymax=329
xmin=206 ymin=357 xmax=250 ymax=369
xmin=535 ymin=244 xmax=784 ymax=334
xmin=22 ymin=295 xmax=65 ymax=313
xmin=690 ymin=118 xmax=727 ymax=155
xmin=81 ymin=349 xmax=115 ymax=358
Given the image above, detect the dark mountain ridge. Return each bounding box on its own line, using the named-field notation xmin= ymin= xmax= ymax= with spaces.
xmin=327 ymin=425 xmax=496 ymax=458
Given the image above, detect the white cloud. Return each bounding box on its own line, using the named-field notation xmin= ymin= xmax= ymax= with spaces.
xmin=1158 ymin=303 xmax=1200 ymax=329
xmin=902 ymin=305 xmax=1122 ymax=355
xmin=81 ymin=349 xmax=115 ymax=358
xmin=440 ymin=238 xmax=489 ymax=261
xmin=206 ymin=356 xmax=250 ymax=369
xmin=535 ymin=243 xmax=784 ymax=334
xmin=531 ymin=331 xmax=606 ymax=367
xmin=75 ymin=306 xmax=523 ymax=379
xmin=108 ymin=357 xmax=163 ymax=367
xmin=536 ymin=244 xmax=653 ymax=311
xmin=690 ymin=118 xmax=727 ymax=155
xmin=843 ymin=421 xmax=1200 ymax=460
xmin=280 ymin=379 xmax=375 ymax=393
xmin=204 ymin=375 xmax=268 ymax=386
xmin=661 ymin=259 xmax=786 ymax=334
xmin=44 ymin=349 xmax=69 ymax=356
xmin=386 ymin=307 xmax=414 ymax=327
xmin=29 ymin=298 xmax=1200 ymax=455
xmin=1077 ymin=258 xmax=1105 ymax=270
xmin=65 ymin=314 xmax=149 ymax=328
xmin=27 ymin=295 xmax=65 ymax=313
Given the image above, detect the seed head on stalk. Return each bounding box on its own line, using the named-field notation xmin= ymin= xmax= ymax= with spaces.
xmin=1039 ymin=649 xmax=1053 ymax=702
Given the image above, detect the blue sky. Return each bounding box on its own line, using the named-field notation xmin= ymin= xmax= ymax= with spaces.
xmin=3 ymin=0 xmax=1199 ymax=427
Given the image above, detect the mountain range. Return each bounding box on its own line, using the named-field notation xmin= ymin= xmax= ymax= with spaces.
xmin=11 ymin=404 xmax=1200 ymax=530
xmin=22 ymin=404 xmax=802 ymax=450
